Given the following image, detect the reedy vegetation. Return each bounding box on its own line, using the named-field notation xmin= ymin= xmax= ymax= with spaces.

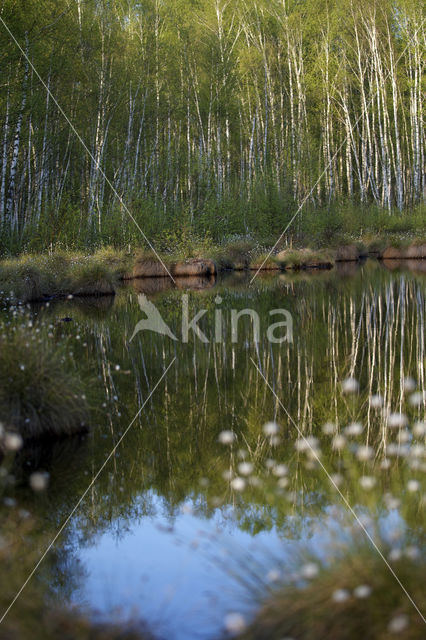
xmin=0 ymin=319 xmax=90 ymax=438
xmin=0 ymin=0 xmax=424 ymax=252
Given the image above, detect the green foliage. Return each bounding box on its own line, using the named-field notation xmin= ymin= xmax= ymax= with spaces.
xmin=0 ymin=0 xmax=424 ymax=252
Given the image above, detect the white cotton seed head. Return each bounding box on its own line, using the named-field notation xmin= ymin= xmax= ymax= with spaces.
xmin=263 ymin=421 xmax=280 ymax=436
xmin=322 ymin=422 xmax=336 ymax=435
xmin=388 ymin=614 xmax=409 ymax=634
xmin=224 ymin=613 xmax=246 ymax=635
xmin=342 ymin=377 xmax=359 ymax=394
xmin=359 ymin=476 xmax=376 ymax=490
xmin=332 ymin=589 xmax=350 ymax=603
xmin=409 ymin=391 xmax=426 ymax=407
xmin=277 ymin=477 xmax=289 ymax=488
xmin=397 ymin=430 xmax=410 ymax=443
xmin=407 ymin=479 xmax=420 ymax=492
xmin=404 ymin=546 xmax=420 ymax=560
xmin=369 ymin=394 xmax=384 ymax=408
xmin=332 ymin=435 xmax=347 ymax=451
xmin=218 ymin=430 xmax=235 ymax=444
xmin=353 ymin=584 xmax=372 ymax=599
xmin=295 ymin=436 xmax=319 ymax=452
xmin=266 ymin=569 xmax=281 ymax=582
xmin=387 ymin=413 xmax=408 ymax=429
xmin=356 ymin=445 xmax=374 ymax=461
xmin=385 ymin=494 xmax=401 ymax=510
xmin=29 ymin=471 xmax=50 ymax=492
xmin=230 ymin=477 xmax=246 ymax=492
xmin=385 ymin=443 xmax=400 ymax=457
xmin=402 ymin=377 xmax=416 ymax=393
xmin=4 ymin=432 xmax=23 ymax=452
xmin=410 ymin=444 xmax=424 ymax=458
xmin=300 ymin=563 xmax=319 ymax=579
xmin=345 ymin=422 xmax=363 ymax=436
xmin=238 ymin=462 xmax=254 ymax=476
xmin=413 ymin=421 xmax=426 ymax=437
xmin=330 ymin=473 xmax=343 ymax=487
xmin=388 ymin=548 xmax=402 ymax=562
xmin=272 ymin=464 xmax=288 ymax=477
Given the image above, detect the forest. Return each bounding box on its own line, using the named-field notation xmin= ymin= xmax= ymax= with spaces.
xmin=0 ymin=0 xmax=424 ymax=252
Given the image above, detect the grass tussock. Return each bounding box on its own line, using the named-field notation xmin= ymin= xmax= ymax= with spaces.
xmin=0 ymin=324 xmax=89 ymax=439
xmin=277 ymin=247 xmax=335 ymax=269
xmin=212 ymin=239 xmax=257 ymax=270
xmin=132 ymin=249 xmax=174 ymax=277
xmin=249 ymin=253 xmax=281 ymax=270
xmin=237 ymin=548 xmax=425 ymax=640
xmin=0 ymin=249 xmax=129 ymax=303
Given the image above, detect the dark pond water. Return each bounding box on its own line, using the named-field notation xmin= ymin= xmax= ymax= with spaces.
xmin=0 ymin=260 xmax=425 ymax=638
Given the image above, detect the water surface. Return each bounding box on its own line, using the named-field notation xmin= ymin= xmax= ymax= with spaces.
xmin=1 ymin=261 xmax=425 ymax=638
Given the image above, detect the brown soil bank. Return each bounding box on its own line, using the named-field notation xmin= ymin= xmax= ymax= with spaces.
xmin=132 ymin=274 xmax=216 ymax=295
xmin=382 ymin=258 xmax=426 ymax=274
xmin=335 ymin=244 xmax=361 ymax=261
xmin=133 ymin=257 xmax=216 ymax=278
xmin=381 ymin=243 xmax=426 ymax=260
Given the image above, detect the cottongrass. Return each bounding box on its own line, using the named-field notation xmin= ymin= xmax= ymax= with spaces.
xmin=344 ymin=422 xmax=363 ymax=436
xmin=332 ymin=434 xmax=347 ymax=450
xmin=408 ymin=391 xmax=426 ymax=407
xmin=353 ymin=584 xmax=372 ymax=599
xmin=262 ymin=422 xmax=280 ymax=436
xmin=232 ymin=547 xmax=425 ymax=640
xmin=359 ymin=476 xmax=376 ymax=490
xmin=388 ymin=615 xmax=409 ymax=634
xmin=332 ymin=588 xmax=350 ymax=602
xmin=341 ymin=377 xmax=359 ymax=394
xmin=238 ymin=462 xmax=254 ymax=476
xmin=216 ymin=387 xmax=424 ymax=640
xmin=219 ymin=430 xmax=236 ymax=444
xmin=231 ymin=477 xmax=246 ymax=492
xmin=225 ymin=612 xmax=247 ymax=635
xmin=369 ymin=394 xmax=384 ymax=408
xmin=406 ymin=480 xmax=420 ymax=492
xmin=387 ymin=413 xmax=409 ymax=428
xmin=29 ymin=471 xmax=50 ymax=492
xmin=412 ymin=421 xmax=425 ymax=437
xmin=402 ymin=378 xmax=416 ymax=393
xmin=322 ymin=421 xmax=337 ymax=434
xmin=356 ymin=445 xmax=374 ymax=461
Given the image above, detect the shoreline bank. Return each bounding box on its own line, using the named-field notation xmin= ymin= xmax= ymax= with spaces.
xmin=0 ymin=240 xmax=425 ymax=304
